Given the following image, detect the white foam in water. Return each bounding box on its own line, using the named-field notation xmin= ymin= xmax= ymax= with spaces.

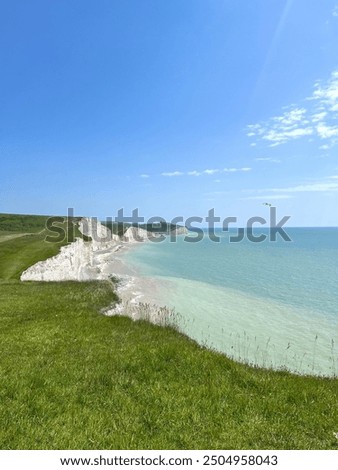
xmin=122 ymin=229 xmax=338 ymax=377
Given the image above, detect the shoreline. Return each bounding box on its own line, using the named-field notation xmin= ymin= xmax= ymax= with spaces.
xmin=19 ymin=218 xmax=338 ymax=377
xmin=20 ymin=218 xmax=176 ymax=325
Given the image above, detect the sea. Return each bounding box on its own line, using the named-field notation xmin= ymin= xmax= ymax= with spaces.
xmin=122 ymin=228 xmax=338 ymax=377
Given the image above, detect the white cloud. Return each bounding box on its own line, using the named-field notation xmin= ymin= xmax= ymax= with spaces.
xmin=311 ymin=111 xmax=327 ymax=122
xmin=162 ymin=167 xmax=251 ymax=177
xmin=312 ymin=71 xmax=338 ymax=112
xmin=223 ymin=167 xmax=238 ymax=172
xmin=255 ymin=157 xmax=281 ymax=163
xmin=262 ymin=124 xmax=313 ymax=146
xmin=140 ymin=174 xmax=150 ymax=178
xmin=243 ymin=175 xmax=338 ymax=198
xmin=272 ymin=107 xmax=307 ymax=126
xmin=161 ymin=171 xmax=184 ymax=177
xmin=247 ymin=71 xmax=338 ymax=147
xmin=247 ymin=124 xmax=264 ymax=133
xmin=333 ymin=6 xmax=338 ymax=17
xmin=269 ymin=181 xmax=338 ymax=193
xmin=316 ymin=123 xmax=338 ymax=139
xmin=242 ymin=194 xmax=293 ymax=200
xmin=247 ymin=108 xmax=313 ymax=147
xmin=204 ymin=169 xmax=219 ymax=175
xmin=222 ymin=167 xmax=252 ymax=172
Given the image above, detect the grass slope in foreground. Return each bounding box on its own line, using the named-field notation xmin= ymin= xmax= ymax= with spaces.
xmin=0 ymin=213 xmax=85 ymax=280
xmin=0 ymin=214 xmax=337 ymax=449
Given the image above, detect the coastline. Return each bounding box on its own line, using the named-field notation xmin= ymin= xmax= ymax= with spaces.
xmin=112 ymin=234 xmax=338 ymax=378
xmin=19 ymin=218 xmax=338 ymax=377
xmin=20 ymin=218 xmax=177 ymax=325
xmin=2 ymin=214 xmax=338 ymax=451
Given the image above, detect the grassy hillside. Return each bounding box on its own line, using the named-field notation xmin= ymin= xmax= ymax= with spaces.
xmin=0 ymin=233 xmax=65 ymax=280
xmin=0 ymin=214 xmax=337 ymax=449
xmin=0 ymin=213 xmax=86 ymax=279
xmin=0 ymin=213 xmax=50 ymax=233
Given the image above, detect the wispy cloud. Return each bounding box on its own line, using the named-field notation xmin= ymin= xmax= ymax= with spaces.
xmin=161 ymin=167 xmax=251 ymax=177
xmin=247 ymin=71 xmax=338 ymax=147
xmin=316 ymin=123 xmax=338 ymax=139
xmin=246 ymin=177 xmax=338 ymax=196
xmin=247 ymin=108 xmax=313 ymax=146
xmin=311 ymin=111 xmax=327 ymax=122
xmin=333 ymin=6 xmax=338 ymax=17
xmin=273 ymin=107 xmax=307 ymax=125
xmin=241 ymin=194 xmax=293 ymax=200
xmin=254 ymin=157 xmax=281 ymax=163
xmin=223 ymin=167 xmax=252 ymax=172
xmin=311 ymin=71 xmax=338 ymax=112
xmin=204 ymin=169 xmax=219 ymax=175
xmin=272 ymin=181 xmax=338 ymax=193
xmin=140 ymin=174 xmax=150 ymax=178
xmin=240 ymin=176 xmax=338 ymax=204
xmin=161 ymin=171 xmax=184 ymax=177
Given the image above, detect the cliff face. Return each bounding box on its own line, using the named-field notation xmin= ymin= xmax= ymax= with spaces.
xmin=122 ymin=226 xmax=153 ymax=243
xmin=20 ymin=218 xmax=120 ymax=282
xmin=170 ymin=226 xmax=189 ymax=236
xmin=122 ymin=225 xmax=189 ymax=241
xmin=79 ymin=217 xmax=120 ymax=249
xmin=19 ymin=217 xmax=186 ymax=327
xmin=20 ymin=238 xmax=102 ymax=281
xmin=20 ymin=219 xmax=189 ymax=282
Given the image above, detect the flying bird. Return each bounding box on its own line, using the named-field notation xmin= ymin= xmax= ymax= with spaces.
xmin=262 ymin=202 xmax=272 ymax=207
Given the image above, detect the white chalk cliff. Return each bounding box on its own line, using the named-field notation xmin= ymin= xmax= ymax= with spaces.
xmin=20 ymin=218 xmax=185 ymax=326
xmin=20 ymin=218 xmax=121 ymax=282
xmin=122 ymin=226 xmax=154 ymax=242
xmin=170 ymin=225 xmax=189 ymax=236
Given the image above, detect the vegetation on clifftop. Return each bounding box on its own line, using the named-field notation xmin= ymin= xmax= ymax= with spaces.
xmin=0 ymin=214 xmax=337 ymax=450
xmin=0 ymin=213 xmax=88 ymax=279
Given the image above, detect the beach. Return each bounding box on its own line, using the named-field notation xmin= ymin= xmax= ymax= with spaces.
xmin=118 ymin=227 xmax=338 ymax=377
xmin=20 ymin=218 xmax=174 ymax=324
xmin=20 ymin=219 xmax=338 ymax=377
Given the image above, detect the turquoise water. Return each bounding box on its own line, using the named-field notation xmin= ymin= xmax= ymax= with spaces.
xmin=123 ymin=228 xmax=338 ymax=376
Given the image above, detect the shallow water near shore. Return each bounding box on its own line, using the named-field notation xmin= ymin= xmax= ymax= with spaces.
xmin=120 ymin=228 xmax=338 ymax=376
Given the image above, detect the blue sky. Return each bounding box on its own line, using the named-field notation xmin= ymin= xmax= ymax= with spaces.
xmin=1 ymin=0 xmax=338 ymax=226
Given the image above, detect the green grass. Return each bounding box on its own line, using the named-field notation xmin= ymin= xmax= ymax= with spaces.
xmin=0 ymin=214 xmax=87 ymax=280
xmin=0 ymin=213 xmax=50 ymax=233
xmin=0 ymin=232 xmax=32 ymax=244
xmin=0 ymin=233 xmax=66 ymax=280
xmin=0 ymin=213 xmax=337 ymax=449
